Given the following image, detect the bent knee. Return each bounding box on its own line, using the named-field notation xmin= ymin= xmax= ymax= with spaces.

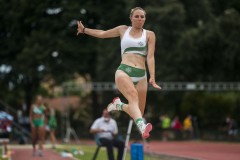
xmin=127 ymin=89 xmax=139 ymax=102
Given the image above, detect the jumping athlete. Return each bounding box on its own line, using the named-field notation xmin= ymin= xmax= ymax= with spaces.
xmin=77 ymin=7 xmax=161 ymax=138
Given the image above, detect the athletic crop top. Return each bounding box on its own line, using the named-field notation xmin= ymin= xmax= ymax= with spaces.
xmin=33 ymin=105 xmax=45 ymax=115
xmin=121 ymin=27 xmax=148 ymax=57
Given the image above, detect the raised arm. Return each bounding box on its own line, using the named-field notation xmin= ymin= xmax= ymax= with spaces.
xmin=77 ymin=21 xmax=126 ymax=38
xmin=147 ymin=31 xmax=161 ymax=89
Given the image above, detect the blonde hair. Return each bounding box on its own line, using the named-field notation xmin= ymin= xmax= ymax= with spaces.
xmin=130 ymin=7 xmax=146 ymax=17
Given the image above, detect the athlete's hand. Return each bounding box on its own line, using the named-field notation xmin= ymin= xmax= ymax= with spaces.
xmin=76 ymin=20 xmax=85 ymax=35
xmin=149 ymin=77 xmax=161 ymax=89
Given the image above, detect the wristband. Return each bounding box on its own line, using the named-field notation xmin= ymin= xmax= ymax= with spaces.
xmin=83 ymin=27 xmax=86 ymax=34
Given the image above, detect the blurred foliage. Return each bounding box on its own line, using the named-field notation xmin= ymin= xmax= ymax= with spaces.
xmin=0 ymin=0 xmax=240 ymax=134
xmin=180 ymin=92 xmax=239 ymax=129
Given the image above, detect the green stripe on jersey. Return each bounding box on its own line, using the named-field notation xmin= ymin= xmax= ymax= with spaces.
xmin=123 ymin=46 xmax=147 ymax=53
xmin=123 ymin=52 xmax=146 ymax=57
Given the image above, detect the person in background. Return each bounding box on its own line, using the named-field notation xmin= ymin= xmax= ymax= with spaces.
xmin=45 ymin=104 xmax=57 ymax=149
xmin=171 ymin=116 xmax=182 ymax=140
xmin=225 ymin=116 xmax=238 ymax=140
xmin=29 ymin=95 xmax=46 ymax=157
xmin=90 ymin=109 xmax=124 ymax=160
xmin=183 ymin=115 xmax=193 ymax=140
xmin=160 ymin=114 xmax=171 ymax=141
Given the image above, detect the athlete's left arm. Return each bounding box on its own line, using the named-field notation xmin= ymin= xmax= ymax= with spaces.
xmin=147 ymin=31 xmax=161 ymax=89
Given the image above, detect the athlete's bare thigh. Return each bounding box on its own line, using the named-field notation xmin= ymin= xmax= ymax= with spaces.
xmin=115 ymin=70 xmax=138 ymax=101
xmin=135 ymin=77 xmax=147 ymax=115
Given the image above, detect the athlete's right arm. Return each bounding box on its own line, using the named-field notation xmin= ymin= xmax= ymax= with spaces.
xmin=77 ymin=20 xmax=126 ymax=38
xmin=29 ymin=105 xmax=34 ymax=127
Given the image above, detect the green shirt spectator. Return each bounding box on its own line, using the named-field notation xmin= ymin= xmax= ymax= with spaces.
xmin=162 ymin=115 xmax=171 ymax=129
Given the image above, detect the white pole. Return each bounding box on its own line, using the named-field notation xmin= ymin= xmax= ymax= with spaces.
xmin=122 ymin=119 xmax=133 ymax=160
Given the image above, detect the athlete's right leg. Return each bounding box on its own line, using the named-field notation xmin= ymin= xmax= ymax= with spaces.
xmin=50 ymin=129 xmax=56 ymax=148
xmin=31 ymin=126 xmax=37 ymax=156
xmin=114 ymin=70 xmax=142 ymax=120
xmin=135 ymin=77 xmax=147 ymax=115
xmin=37 ymin=126 xmax=45 ymax=156
xmin=110 ymin=70 xmax=151 ymax=138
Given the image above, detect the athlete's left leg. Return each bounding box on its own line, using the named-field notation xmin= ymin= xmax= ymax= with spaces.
xmin=108 ymin=77 xmax=147 ymax=115
xmin=135 ymin=77 xmax=147 ymax=115
xmin=50 ymin=129 xmax=56 ymax=148
xmin=38 ymin=126 xmax=45 ymax=156
xmin=108 ymin=75 xmax=152 ymax=138
xmin=135 ymin=77 xmax=152 ymax=137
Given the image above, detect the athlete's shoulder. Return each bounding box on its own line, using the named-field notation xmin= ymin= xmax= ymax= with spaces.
xmin=145 ymin=30 xmax=155 ymax=35
xmin=117 ymin=25 xmax=128 ymax=36
xmin=145 ymin=30 xmax=156 ymax=40
xmin=117 ymin=25 xmax=128 ymax=32
xmin=30 ymin=104 xmax=34 ymax=111
xmin=118 ymin=25 xmax=128 ymax=29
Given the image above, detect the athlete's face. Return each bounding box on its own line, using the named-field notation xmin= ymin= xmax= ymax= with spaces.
xmin=36 ymin=96 xmax=43 ymax=105
xmin=130 ymin=10 xmax=146 ymax=29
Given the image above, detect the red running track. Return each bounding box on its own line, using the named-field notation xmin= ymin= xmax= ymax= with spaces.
xmin=11 ymin=147 xmax=73 ymax=160
xmin=8 ymin=141 xmax=240 ymax=160
xmin=145 ymin=141 xmax=240 ymax=160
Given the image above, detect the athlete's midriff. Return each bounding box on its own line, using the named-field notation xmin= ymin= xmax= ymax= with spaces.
xmin=32 ymin=114 xmax=43 ymax=119
xmin=121 ymin=53 xmax=146 ymax=70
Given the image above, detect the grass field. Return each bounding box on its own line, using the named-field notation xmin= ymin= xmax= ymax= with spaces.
xmin=0 ymin=155 xmax=9 ymax=160
xmin=56 ymin=144 xmax=161 ymax=160
xmin=0 ymin=151 xmax=11 ymax=160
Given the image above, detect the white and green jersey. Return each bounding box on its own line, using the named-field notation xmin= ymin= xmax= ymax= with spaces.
xmin=121 ymin=26 xmax=148 ymax=57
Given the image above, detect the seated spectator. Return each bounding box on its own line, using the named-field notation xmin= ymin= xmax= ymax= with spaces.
xmin=90 ymin=109 xmax=124 ymax=160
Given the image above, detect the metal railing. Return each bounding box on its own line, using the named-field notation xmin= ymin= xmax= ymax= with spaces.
xmin=62 ymin=82 xmax=240 ymax=91
xmin=0 ymin=100 xmax=31 ymax=140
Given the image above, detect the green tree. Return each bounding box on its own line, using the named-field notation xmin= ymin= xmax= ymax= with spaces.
xmin=172 ymin=8 xmax=240 ymax=81
xmin=0 ymin=0 xmax=130 ymax=117
xmin=0 ymin=0 xmax=93 ymax=110
xmin=180 ymin=92 xmax=239 ymax=129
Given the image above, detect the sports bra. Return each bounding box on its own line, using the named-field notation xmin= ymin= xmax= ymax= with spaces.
xmin=33 ymin=105 xmax=45 ymax=115
xmin=121 ymin=27 xmax=148 ymax=57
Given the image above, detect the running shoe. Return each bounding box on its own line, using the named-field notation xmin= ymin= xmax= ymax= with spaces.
xmin=38 ymin=150 xmax=43 ymax=157
xmin=142 ymin=123 xmax=153 ymax=139
xmin=107 ymin=97 xmax=123 ymax=112
xmin=32 ymin=150 xmax=36 ymax=157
